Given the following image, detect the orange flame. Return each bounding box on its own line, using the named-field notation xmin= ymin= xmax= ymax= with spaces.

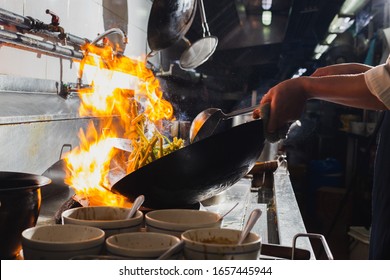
xmin=64 ymin=42 xmax=175 ymax=207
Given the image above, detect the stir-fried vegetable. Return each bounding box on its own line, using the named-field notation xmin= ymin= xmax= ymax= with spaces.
xmin=125 ymin=99 xmax=184 ymax=173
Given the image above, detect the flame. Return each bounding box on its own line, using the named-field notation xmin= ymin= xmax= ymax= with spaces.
xmin=64 ymin=42 xmax=175 ymax=207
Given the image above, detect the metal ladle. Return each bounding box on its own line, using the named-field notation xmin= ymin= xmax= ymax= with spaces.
xmin=237 ymin=208 xmax=262 ymax=245
xmin=126 ymin=195 xmax=145 ymax=219
xmin=189 ymin=104 xmax=259 ymax=143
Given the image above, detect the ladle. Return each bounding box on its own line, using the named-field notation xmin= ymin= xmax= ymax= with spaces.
xmin=126 ymin=195 xmax=145 ymax=219
xmin=157 ymin=240 xmax=185 ymax=260
xmin=216 ymin=202 xmax=239 ymax=222
xmin=237 ymin=208 xmax=262 ymax=245
xmin=189 ymin=104 xmax=259 ymax=143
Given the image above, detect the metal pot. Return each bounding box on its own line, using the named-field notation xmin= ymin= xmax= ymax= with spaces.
xmin=147 ymin=0 xmax=197 ymax=52
xmin=0 ymin=172 xmax=51 ymax=259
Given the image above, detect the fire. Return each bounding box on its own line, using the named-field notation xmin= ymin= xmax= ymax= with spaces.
xmin=64 ymin=41 xmax=178 ymax=207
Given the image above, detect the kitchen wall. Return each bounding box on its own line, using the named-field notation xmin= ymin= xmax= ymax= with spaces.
xmin=0 ymin=0 xmax=154 ymax=174
xmin=0 ymin=0 xmax=152 ymax=82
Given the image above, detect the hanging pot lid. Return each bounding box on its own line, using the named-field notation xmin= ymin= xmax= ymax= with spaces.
xmin=147 ymin=0 xmax=197 ymax=52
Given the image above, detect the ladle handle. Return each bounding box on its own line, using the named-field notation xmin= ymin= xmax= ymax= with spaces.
xmin=226 ymin=105 xmax=259 ymax=118
xmin=198 ymin=0 xmax=211 ymax=37
xmin=157 ymin=240 xmax=185 ymax=260
xmin=127 ymin=195 xmax=145 ymax=219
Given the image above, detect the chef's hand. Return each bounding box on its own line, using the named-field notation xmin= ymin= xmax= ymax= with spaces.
xmin=253 ymin=78 xmax=308 ymax=141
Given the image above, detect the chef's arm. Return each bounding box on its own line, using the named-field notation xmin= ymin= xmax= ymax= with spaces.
xmin=311 ymin=63 xmax=373 ymax=77
xmin=255 ymin=74 xmax=387 ymax=133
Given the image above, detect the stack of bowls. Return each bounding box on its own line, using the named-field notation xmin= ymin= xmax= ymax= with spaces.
xmin=21 ymin=224 xmax=105 ymax=260
xmin=105 ymin=232 xmax=181 ymax=259
xmin=181 ymin=228 xmax=262 ymax=260
xmin=145 ymin=209 xmax=222 ymax=237
xmin=61 ymin=206 xmax=143 ymax=238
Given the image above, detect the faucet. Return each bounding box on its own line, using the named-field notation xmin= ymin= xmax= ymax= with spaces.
xmin=91 ymin=28 xmax=128 ymax=46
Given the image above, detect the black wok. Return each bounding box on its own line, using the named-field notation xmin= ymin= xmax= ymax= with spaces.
xmin=112 ymin=119 xmax=265 ymax=209
xmin=147 ymin=0 xmax=197 ymax=51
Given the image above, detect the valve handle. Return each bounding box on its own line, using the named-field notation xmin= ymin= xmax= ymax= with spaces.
xmin=46 ymin=9 xmax=59 ymax=26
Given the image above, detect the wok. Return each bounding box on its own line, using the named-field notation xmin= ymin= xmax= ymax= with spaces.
xmin=147 ymin=0 xmax=197 ymax=52
xmin=112 ymin=119 xmax=265 ymax=209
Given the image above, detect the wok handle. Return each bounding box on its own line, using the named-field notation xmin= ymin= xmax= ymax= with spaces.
xmin=59 ymin=144 xmax=72 ymax=160
xmin=292 ymin=233 xmax=334 ymax=260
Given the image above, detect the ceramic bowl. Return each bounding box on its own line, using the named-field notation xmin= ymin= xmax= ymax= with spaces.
xmin=181 ymin=227 xmax=261 ymax=260
xmin=61 ymin=206 xmax=143 ymax=237
xmin=21 ymin=224 xmax=105 ymax=260
xmin=145 ymin=209 xmax=222 ymax=238
xmin=105 ymin=232 xmax=181 ymax=259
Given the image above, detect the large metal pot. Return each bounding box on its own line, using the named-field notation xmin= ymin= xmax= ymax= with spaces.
xmin=147 ymin=0 xmax=197 ymax=52
xmin=112 ymin=120 xmax=265 ymax=208
xmin=0 ymin=172 xmax=51 ymax=259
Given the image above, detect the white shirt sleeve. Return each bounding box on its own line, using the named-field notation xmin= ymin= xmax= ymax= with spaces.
xmin=364 ymin=55 xmax=390 ymax=109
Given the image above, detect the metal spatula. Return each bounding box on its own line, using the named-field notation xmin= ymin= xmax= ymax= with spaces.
xmin=106 ymin=138 xmax=133 ymax=152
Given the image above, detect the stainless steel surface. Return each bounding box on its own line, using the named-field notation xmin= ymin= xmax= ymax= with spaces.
xmin=0 ymin=91 xmax=81 ymax=124
xmin=292 ymin=233 xmax=333 ymax=260
xmin=273 ymin=162 xmax=315 ymax=258
xmin=0 ymin=91 xmax=103 ymax=175
xmin=0 ymin=75 xmax=58 ymax=94
xmin=203 ymin=178 xmax=268 ymax=243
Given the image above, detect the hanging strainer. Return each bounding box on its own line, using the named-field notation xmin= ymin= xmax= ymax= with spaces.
xmin=179 ymin=0 xmax=218 ymax=70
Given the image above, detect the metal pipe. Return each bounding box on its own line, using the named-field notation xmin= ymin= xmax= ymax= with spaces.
xmin=0 ymin=8 xmax=88 ymax=47
xmin=64 ymin=33 xmax=89 ymax=47
xmin=0 ymin=29 xmax=83 ymax=60
xmin=0 ymin=8 xmax=33 ymax=30
xmin=90 ymin=28 xmax=127 ymax=46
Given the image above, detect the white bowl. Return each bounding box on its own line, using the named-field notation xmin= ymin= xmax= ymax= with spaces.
xmin=181 ymin=228 xmax=261 ymax=260
xmin=145 ymin=209 xmax=222 ymax=237
xmin=61 ymin=206 xmax=143 ymax=237
xmin=21 ymin=224 xmax=105 ymax=260
xmin=105 ymin=232 xmax=181 ymax=259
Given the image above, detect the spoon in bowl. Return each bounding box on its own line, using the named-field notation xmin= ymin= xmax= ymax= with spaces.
xmin=126 ymin=195 xmax=145 ymax=219
xmin=157 ymin=240 xmax=185 ymax=260
xmin=216 ymin=202 xmax=239 ymax=222
xmin=237 ymin=208 xmax=262 ymax=245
